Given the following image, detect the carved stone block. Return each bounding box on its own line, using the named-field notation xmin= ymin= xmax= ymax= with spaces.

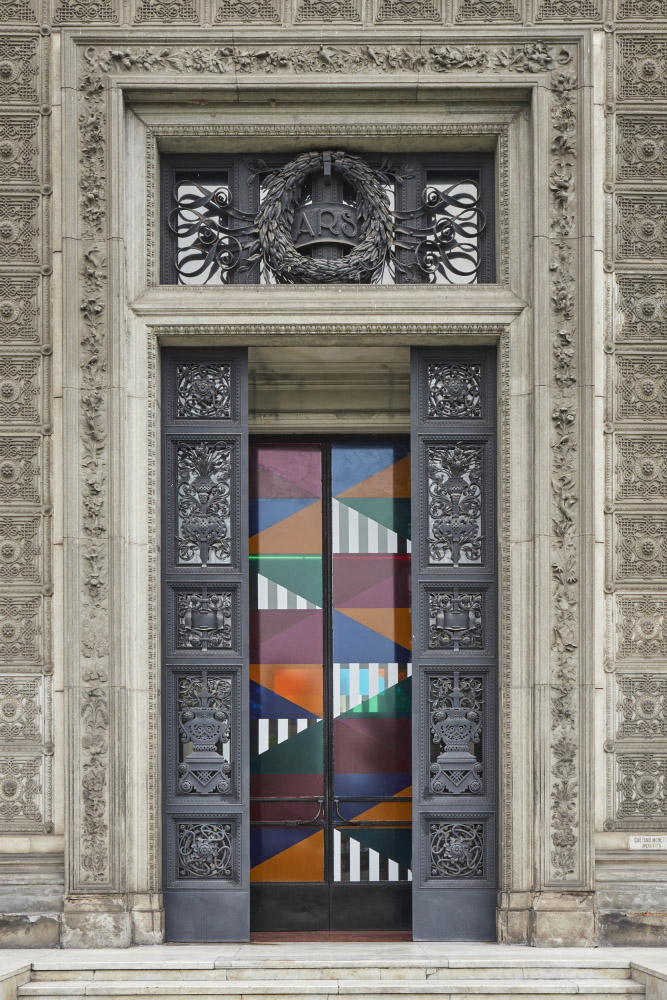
xmin=53 ymin=0 xmax=118 ymax=22
xmin=0 ymin=752 xmax=43 ymax=830
xmin=618 ymin=0 xmax=667 ymax=17
xmin=0 ymin=195 xmax=40 ymax=264
xmin=617 ymin=595 xmax=667 ymax=659
xmin=536 ymin=0 xmax=600 ymax=19
xmin=615 ymin=514 xmax=667 ymax=581
xmin=0 ymin=675 xmax=42 ymax=743
xmin=0 ymin=436 xmax=40 ymax=504
xmin=617 ymin=275 xmax=667 ymax=341
xmin=618 ymin=36 xmax=667 ymax=102
xmin=617 ymin=116 xmax=667 ymax=182
xmin=0 ymin=115 xmax=38 ymax=183
xmin=0 ymin=0 xmax=38 ymax=19
xmin=0 ymin=595 xmax=42 ymax=663
xmin=295 ymin=0 xmax=361 ymax=19
xmin=133 ymin=0 xmax=198 ymax=20
xmin=616 ymin=753 xmax=667 ymax=822
xmin=214 ymin=0 xmax=280 ymax=18
xmin=455 ymin=0 xmax=518 ymax=22
xmin=615 ymin=435 xmax=667 ymax=501
xmin=0 ymin=515 xmax=41 ymax=583
xmin=377 ymin=0 xmax=439 ymax=20
xmin=617 ymin=196 xmax=667 ymax=261
xmin=616 ymin=356 xmax=667 ymax=421
xmin=616 ymin=674 xmax=667 ymax=740
xmin=0 ymin=36 xmax=40 ymax=104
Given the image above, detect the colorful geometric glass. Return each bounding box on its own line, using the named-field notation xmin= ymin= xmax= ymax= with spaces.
xmin=249 ymin=440 xmax=411 ymax=884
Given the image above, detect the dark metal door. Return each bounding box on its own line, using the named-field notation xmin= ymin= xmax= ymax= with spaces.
xmin=162 ymin=348 xmax=249 ymax=942
xmin=249 ymin=438 xmax=412 ymax=931
xmin=410 ymin=348 xmax=498 ymax=940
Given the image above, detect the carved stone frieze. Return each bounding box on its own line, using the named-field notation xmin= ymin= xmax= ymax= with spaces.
xmin=617 ymin=595 xmax=667 ymax=660
xmin=0 ymin=675 xmax=41 ymax=743
xmin=617 ymin=195 xmax=667 ymax=261
xmin=615 ymin=514 xmax=667 ymax=581
xmin=0 ymin=515 xmax=41 ymax=583
xmin=0 ymin=436 xmax=40 ymax=504
xmin=0 ymin=195 xmax=40 ymax=264
xmin=617 ymin=116 xmax=667 ymax=182
xmin=0 ymin=115 xmax=39 ymax=184
xmin=616 ymin=356 xmax=667 ymax=421
xmin=618 ymin=35 xmax=667 ymax=102
xmin=0 ymin=595 xmax=41 ymax=663
xmin=616 ymin=674 xmax=667 ymax=741
xmin=615 ymin=435 xmax=667 ymax=501
xmin=0 ymin=35 xmax=40 ymax=104
xmin=616 ymin=275 xmax=667 ymax=342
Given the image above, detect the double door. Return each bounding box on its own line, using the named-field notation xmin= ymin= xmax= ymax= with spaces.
xmin=249 ymin=439 xmax=412 ymax=931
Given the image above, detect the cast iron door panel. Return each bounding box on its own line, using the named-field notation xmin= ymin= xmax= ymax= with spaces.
xmin=411 ymin=347 xmax=498 ymax=941
xmin=162 ymin=348 xmax=249 ymax=943
xmin=249 ymin=440 xmax=412 ymax=931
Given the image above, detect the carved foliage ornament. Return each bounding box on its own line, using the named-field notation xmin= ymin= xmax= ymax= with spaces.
xmin=427 ymin=443 xmax=483 ymax=566
xmin=429 ymin=674 xmax=483 ymax=795
xmin=169 ymin=150 xmax=485 ymax=285
xmin=177 ymin=674 xmax=232 ymax=795
xmin=429 ymin=821 xmax=484 ymax=878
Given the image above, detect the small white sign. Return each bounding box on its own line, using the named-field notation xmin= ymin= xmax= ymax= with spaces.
xmin=629 ymin=835 xmax=667 ymax=851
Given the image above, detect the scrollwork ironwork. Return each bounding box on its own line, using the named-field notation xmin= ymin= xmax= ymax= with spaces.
xmin=177 ymin=820 xmax=232 ymax=878
xmin=177 ymin=591 xmax=233 ymax=650
xmin=428 ymin=591 xmax=483 ymax=650
xmin=429 ymin=674 xmax=483 ymax=795
xmin=429 ymin=820 xmax=484 ymax=877
xmin=176 ymin=441 xmax=232 ymax=566
xmin=427 ymin=443 xmax=483 ymax=566
xmin=177 ymin=674 xmax=231 ymax=795
xmin=177 ymin=364 xmax=231 ymax=419
xmin=168 ymin=150 xmax=485 ymax=285
xmin=428 ymin=363 xmax=482 ymax=419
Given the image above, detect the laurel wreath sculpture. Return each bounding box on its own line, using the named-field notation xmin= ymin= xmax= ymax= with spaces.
xmin=170 ymin=149 xmax=486 ymax=285
xmin=255 ymin=151 xmax=394 ymax=284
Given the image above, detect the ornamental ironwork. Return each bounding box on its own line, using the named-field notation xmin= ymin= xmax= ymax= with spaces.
xmin=177 ymin=675 xmax=231 ymax=795
xmin=428 ymin=591 xmax=483 ymax=650
xmin=177 ymin=820 xmax=233 ymax=878
xmin=168 ymin=150 xmax=486 ymax=285
xmin=428 ymin=364 xmax=482 ymax=419
xmin=177 ymin=590 xmax=233 ymax=650
xmin=427 ymin=443 xmax=483 ymax=566
xmin=429 ymin=820 xmax=484 ymax=878
xmin=176 ymin=441 xmax=232 ymax=566
xmin=429 ymin=674 xmax=483 ymax=795
xmin=177 ymin=364 xmax=231 ymax=419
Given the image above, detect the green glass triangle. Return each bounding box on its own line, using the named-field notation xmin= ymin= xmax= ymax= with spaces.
xmin=250 ymin=718 xmax=323 ymax=775
xmin=344 ymin=676 xmax=412 ymax=719
xmin=338 ymin=498 xmax=411 ymax=540
xmin=252 ymin=555 xmax=323 ymax=607
xmin=344 ymin=827 xmax=412 ymax=869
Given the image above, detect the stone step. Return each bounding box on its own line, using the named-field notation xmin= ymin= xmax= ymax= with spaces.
xmin=17 ymin=977 xmax=646 ymax=998
xmin=28 ymin=966 xmax=634 ymax=983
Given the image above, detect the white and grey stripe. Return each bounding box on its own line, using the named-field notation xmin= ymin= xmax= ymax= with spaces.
xmin=332 ymin=499 xmax=411 ymax=555
xmin=254 ymin=572 xmax=320 ymax=611
xmin=250 ymin=717 xmax=320 ymax=758
xmin=333 ymin=829 xmax=412 ymax=883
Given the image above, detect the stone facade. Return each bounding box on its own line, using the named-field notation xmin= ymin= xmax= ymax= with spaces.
xmin=0 ymin=0 xmax=664 ymax=949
